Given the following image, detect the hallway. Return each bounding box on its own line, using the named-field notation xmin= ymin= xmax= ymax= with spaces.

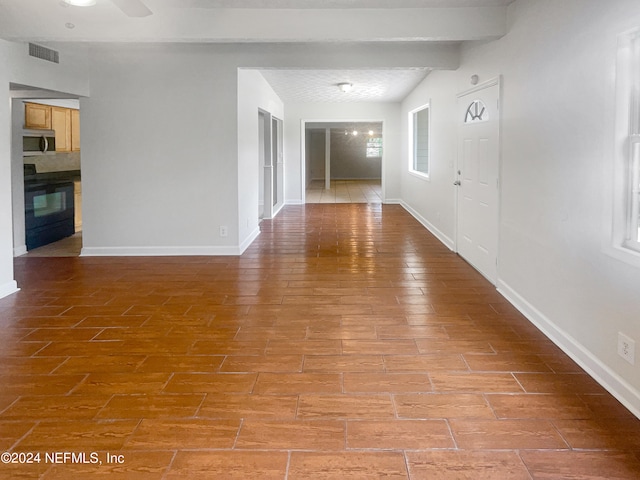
xmin=1 ymin=204 xmax=640 ymax=479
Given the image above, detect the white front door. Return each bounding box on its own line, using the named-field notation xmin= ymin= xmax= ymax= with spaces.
xmin=455 ymin=79 xmax=501 ymax=284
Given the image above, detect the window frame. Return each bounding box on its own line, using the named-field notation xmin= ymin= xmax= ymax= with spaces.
xmin=609 ymin=28 xmax=640 ymax=266
xmin=366 ymin=136 xmax=383 ymax=158
xmin=408 ymin=103 xmax=431 ymax=180
xmin=625 ymin=136 xmax=640 ymax=253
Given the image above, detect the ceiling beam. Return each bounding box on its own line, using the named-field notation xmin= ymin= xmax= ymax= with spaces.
xmin=0 ymin=6 xmax=507 ymax=43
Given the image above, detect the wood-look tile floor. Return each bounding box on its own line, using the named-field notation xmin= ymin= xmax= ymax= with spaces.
xmin=305 ymin=179 xmax=382 ymax=204
xmin=23 ymin=232 xmax=83 ymax=258
xmin=2 ymin=203 xmax=640 ymax=479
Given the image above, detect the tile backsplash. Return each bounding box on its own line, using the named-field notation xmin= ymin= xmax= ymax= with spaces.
xmin=25 ymin=151 xmax=80 ymax=173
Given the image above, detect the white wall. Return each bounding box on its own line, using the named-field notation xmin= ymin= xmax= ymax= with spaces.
xmin=237 ymin=69 xmax=284 ymax=250
xmin=0 ymin=42 xmax=16 ymax=299
xmin=284 ymin=103 xmax=402 ymax=204
xmin=308 ymin=130 xmax=326 ymax=181
xmin=401 ymin=73 xmax=458 ymax=249
xmin=399 ymin=0 xmax=640 ymax=416
xmin=330 ymin=131 xmax=382 ymax=180
xmin=80 ymin=45 xmax=241 ymax=256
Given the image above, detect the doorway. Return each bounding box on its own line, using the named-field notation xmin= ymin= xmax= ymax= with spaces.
xmin=10 ymin=86 xmax=83 ymax=258
xmin=455 ymin=78 xmax=501 ymax=284
xmin=303 ymin=121 xmax=383 ymax=203
xmin=258 ymin=110 xmax=284 ymax=220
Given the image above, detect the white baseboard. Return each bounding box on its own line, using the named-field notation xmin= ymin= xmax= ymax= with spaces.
xmin=13 ymin=245 xmax=27 ymax=257
xmin=273 ymin=203 xmax=285 ymax=217
xmin=238 ymin=227 xmax=261 ymax=254
xmin=81 ymin=245 xmax=242 ymax=256
xmin=0 ymin=280 xmax=19 ymax=299
xmin=384 ymin=198 xmax=402 ymax=205
xmin=498 ymin=279 xmax=640 ymax=419
xmin=399 ymin=200 xmax=455 ymax=251
xmin=286 ymin=199 xmax=304 ymax=205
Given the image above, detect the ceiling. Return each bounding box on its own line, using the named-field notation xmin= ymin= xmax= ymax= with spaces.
xmin=259 ymin=69 xmax=431 ymax=103
xmin=0 ymin=0 xmax=513 ymax=103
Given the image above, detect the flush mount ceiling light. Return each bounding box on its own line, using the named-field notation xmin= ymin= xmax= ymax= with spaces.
xmin=63 ymin=0 xmax=96 ymax=6
xmin=338 ymin=83 xmax=353 ymax=93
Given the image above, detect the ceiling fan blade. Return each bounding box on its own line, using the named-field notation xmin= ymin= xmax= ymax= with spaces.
xmin=110 ymin=0 xmax=153 ymax=17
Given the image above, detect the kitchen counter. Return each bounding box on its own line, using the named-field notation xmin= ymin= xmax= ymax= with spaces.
xmin=24 ymin=167 xmax=81 ymax=185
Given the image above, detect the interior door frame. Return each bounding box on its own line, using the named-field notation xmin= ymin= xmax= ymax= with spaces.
xmin=259 ymin=110 xmax=284 ymax=220
xmin=453 ymin=75 xmax=503 ymax=284
xmin=272 ymin=115 xmax=284 ymax=216
xmin=300 ymin=119 xmax=386 ymax=204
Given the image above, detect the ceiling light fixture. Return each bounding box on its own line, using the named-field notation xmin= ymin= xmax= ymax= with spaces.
xmin=338 ymin=83 xmax=353 ymax=93
xmin=64 ymin=0 xmax=96 ymax=6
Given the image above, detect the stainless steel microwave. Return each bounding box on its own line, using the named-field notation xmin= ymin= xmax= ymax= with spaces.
xmin=23 ymin=129 xmax=56 ymax=156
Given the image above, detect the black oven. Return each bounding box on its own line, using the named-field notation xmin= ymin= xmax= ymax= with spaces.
xmin=25 ymin=181 xmax=75 ymax=250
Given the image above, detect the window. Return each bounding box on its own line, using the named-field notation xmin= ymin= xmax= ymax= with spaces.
xmin=624 ymin=32 xmax=640 ymax=253
xmin=410 ymin=104 xmax=430 ymax=177
xmin=628 ymin=137 xmax=640 ymax=251
xmin=464 ymin=99 xmax=489 ymax=123
xmin=611 ymin=29 xmax=640 ymax=262
xmin=366 ymin=137 xmax=382 ymax=158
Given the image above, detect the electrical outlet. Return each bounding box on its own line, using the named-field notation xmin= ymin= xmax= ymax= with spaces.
xmin=219 ymin=225 xmax=228 ymax=237
xmin=618 ymin=332 xmax=636 ymax=365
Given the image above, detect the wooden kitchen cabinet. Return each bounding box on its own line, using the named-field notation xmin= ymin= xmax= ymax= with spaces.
xmin=71 ymin=108 xmax=80 ymax=151
xmin=25 ymin=102 xmax=51 ymax=129
xmin=74 ymin=179 xmax=82 ymax=232
xmin=25 ymin=102 xmax=80 ymax=152
xmin=51 ymin=106 xmax=72 ymax=152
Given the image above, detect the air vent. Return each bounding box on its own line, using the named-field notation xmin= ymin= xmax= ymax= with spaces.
xmin=28 ymin=43 xmax=59 ymax=64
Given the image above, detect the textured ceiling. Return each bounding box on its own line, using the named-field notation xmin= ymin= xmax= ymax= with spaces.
xmin=259 ymin=69 xmax=430 ymax=103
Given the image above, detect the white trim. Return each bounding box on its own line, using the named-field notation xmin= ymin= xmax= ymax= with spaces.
xmin=605 ymin=243 xmax=640 ymax=268
xmin=498 ymin=279 xmax=640 ymax=420
xmin=408 ymin=170 xmax=431 ymax=182
xmin=408 ymin=102 xmax=431 ymax=178
xmin=272 ymin=202 xmax=285 ymax=218
xmin=239 ymin=227 xmax=261 ymax=254
xmin=400 ymin=200 xmax=455 ymax=251
xmin=13 ymin=245 xmax=27 ymax=257
xmin=81 ymin=245 xmax=243 ymax=257
xmin=456 ymin=76 xmax=501 ymax=98
xmin=300 ymin=118 xmax=387 ymax=205
xmin=606 ymin=28 xmax=640 ymax=269
xmin=0 ymin=281 xmax=20 ymax=300
xmin=454 ymin=75 xmax=502 ymax=284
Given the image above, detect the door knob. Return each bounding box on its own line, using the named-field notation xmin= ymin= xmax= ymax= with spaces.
xmin=453 ymin=180 xmax=461 ymax=186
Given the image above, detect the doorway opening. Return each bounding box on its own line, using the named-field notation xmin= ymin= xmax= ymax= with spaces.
xmin=10 ymin=84 xmax=83 ymax=258
xmin=258 ymin=109 xmax=284 ymax=220
xmin=303 ymin=121 xmax=383 ymax=204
